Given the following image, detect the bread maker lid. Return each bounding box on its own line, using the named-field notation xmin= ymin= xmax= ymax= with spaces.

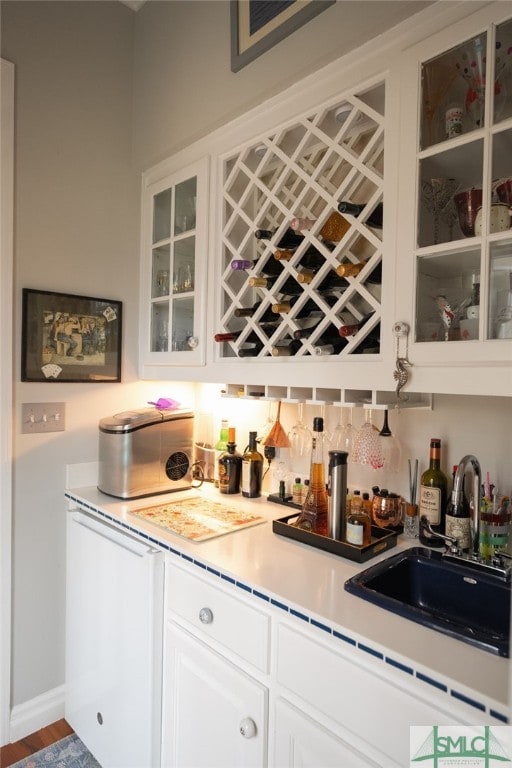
xmin=99 ymin=406 xmax=193 ymax=433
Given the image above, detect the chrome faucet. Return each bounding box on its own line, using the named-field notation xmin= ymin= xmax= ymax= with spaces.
xmin=452 ymin=454 xmax=482 ymax=557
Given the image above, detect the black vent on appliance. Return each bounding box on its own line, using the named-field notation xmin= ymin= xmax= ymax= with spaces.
xmin=165 ymin=451 xmax=190 ymax=481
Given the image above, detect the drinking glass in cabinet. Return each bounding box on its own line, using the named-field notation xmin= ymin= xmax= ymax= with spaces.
xmin=171 ymin=297 xmax=194 ymax=351
xmin=489 ymin=242 xmax=512 ymax=340
xmin=415 ymin=247 xmax=481 ymax=342
xmin=420 ymin=33 xmax=487 ymax=150
xmin=174 ymin=177 xmax=197 ymax=234
xmin=151 ymin=303 xmax=169 ymax=352
xmin=173 ymin=238 xmax=195 ymax=293
xmin=152 ymin=244 xmax=171 ymax=298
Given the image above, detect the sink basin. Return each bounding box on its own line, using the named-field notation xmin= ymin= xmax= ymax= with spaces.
xmin=344 ymin=546 xmax=511 ymax=656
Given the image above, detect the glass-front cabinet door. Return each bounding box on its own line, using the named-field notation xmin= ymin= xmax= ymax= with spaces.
xmin=399 ymin=8 xmax=512 ymax=371
xmin=141 ymin=157 xmax=209 ymax=367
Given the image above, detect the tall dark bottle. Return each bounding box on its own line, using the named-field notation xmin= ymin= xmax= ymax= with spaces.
xmin=272 ymin=295 xmax=338 ymax=317
xmin=248 ymin=275 xmax=303 ymax=296
xmin=218 ymin=427 xmax=242 ymax=494
xmin=274 ymin=244 xmax=327 ymax=271
xmin=337 ymin=201 xmax=383 ymax=228
xmin=254 ymin=227 xmax=304 ymax=249
xmin=230 ymin=258 xmax=284 ymax=276
xmin=445 ymin=464 xmax=471 ymax=551
xmin=297 ymin=268 xmax=348 ymax=293
xmin=418 ymin=438 xmax=448 ymax=547
xmin=233 ymin=302 xmax=280 ymax=325
xmin=241 ymin=431 xmax=264 ymax=498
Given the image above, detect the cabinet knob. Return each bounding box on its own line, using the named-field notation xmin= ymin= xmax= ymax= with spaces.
xmin=239 ymin=717 xmax=257 ymax=739
xmin=199 ymin=607 xmax=213 ymax=624
xmin=187 ymin=336 xmax=199 ymax=349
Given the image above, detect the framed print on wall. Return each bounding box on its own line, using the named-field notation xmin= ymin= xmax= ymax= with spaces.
xmin=231 ymin=0 xmax=335 ymax=72
xmin=21 ymin=288 xmax=122 ymax=382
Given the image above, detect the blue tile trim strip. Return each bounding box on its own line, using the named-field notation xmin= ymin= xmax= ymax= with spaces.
xmin=65 ymin=492 xmax=509 ymax=725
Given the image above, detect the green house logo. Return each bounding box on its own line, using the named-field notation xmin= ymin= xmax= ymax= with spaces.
xmin=411 ymin=726 xmax=511 ymax=766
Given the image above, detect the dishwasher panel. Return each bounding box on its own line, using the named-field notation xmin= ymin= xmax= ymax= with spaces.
xmin=65 ymin=509 xmax=164 ymax=768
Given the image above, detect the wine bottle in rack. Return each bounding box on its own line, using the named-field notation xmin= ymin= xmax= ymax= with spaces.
xmin=337 ymin=201 xmax=383 ymax=229
xmin=230 ymin=258 xmax=284 ymax=276
xmin=272 ymin=295 xmax=338 ymax=317
xmin=297 ymin=268 xmax=349 ymax=292
xmin=335 ymin=260 xmax=382 ymax=284
xmin=290 ymin=212 xmax=350 ymax=243
xmin=270 ymin=338 xmax=303 ymax=357
xmin=237 ymin=342 xmax=265 ymax=358
xmin=248 ymin=275 xmax=303 ymax=296
xmin=254 ymin=227 xmax=304 ymax=249
xmin=351 ymin=325 xmax=381 ymax=354
xmin=313 ymin=337 xmax=348 ymax=356
xmin=233 ymin=302 xmax=277 ymax=323
xmin=338 ymin=311 xmax=377 ymax=337
xmin=214 ymin=330 xmax=264 ymax=343
xmin=273 ymin=244 xmax=327 ymax=271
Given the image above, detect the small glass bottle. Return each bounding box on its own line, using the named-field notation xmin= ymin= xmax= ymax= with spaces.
xmin=294 ymin=417 xmax=329 ymax=535
xmin=346 ymin=490 xmax=372 ymax=546
xmin=218 ymin=427 xmax=242 ymax=495
xmin=292 ymin=477 xmax=303 ymax=505
xmin=213 ymin=419 xmax=229 ymax=488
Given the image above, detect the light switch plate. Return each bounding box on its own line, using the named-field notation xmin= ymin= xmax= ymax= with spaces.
xmin=22 ymin=402 xmax=66 ymax=433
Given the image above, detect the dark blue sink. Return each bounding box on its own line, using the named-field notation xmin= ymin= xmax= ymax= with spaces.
xmin=345 ymin=546 xmax=511 ymax=657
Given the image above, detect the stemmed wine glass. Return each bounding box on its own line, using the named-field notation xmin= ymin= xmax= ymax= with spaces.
xmin=352 ymin=409 xmax=384 ymax=469
xmin=287 ymin=402 xmax=312 ymax=460
xmin=330 ymin=407 xmax=354 ymax=456
xmin=421 ymin=178 xmax=460 ymax=244
xmin=378 ymin=409 xmax=401 ymax=472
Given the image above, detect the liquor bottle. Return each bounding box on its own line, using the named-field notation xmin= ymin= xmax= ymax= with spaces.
xmin=293 ymin=417 xmax=329 ymax=536
xmin=214 ymin=330 xmax=263 ymax=343
xmin=312 ymin=336 xmax=348 ymax=356
xmin=218 ymin=427 xmax=242 ymax=494
xmin=271 ymin=338 xmax=303 ymax=357
xmin=241 ymin=431 xmax=264 ymax=498
xmin=418 ymin=438 xmax=448 ymax=547
xmin=445 ymin=465 xmax=471 ymax=551
xmin=213 ymin=419 xmax=229 ymax=488
xmin=248 ymin=275 xmax=303 ymax=296
xmin=273 ymin=245 xmax=326 ymax=271
xmin=237 ymin=343 xmax=265 ymax=358
xmin=335 ymin=260 xmax=382 ymax=284
xmin=337 ymin=201 xmax=383 ymax=228
xmin=255 ymin=227 xmax=304 ymax=249
xmin=345 ymin=489 xmax=372 ymax=546
xmin=230 ymin=258 xmax=284 ymax=277
xmin=233 ymin=302 xmax=280 ymax=326
xmin=290 ymin=212 xmax=350 ymax=243
xmin=292 ymin=477 xmax=303 ymax=505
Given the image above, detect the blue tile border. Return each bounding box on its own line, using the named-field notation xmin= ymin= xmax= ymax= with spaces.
xmin=65 ymin=493 xmax=509 ymax=725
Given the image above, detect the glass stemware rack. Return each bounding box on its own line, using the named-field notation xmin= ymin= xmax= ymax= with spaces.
xmin=216 ymin=81 xmax=386 ymax=361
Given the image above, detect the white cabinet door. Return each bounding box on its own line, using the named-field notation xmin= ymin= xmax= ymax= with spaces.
xmin=272 ymin=699 xmax=383 ymax=768
xmin=162 ymin=621 xmax=268 ymax=768
xmin=140 ymin=156 xmax=209 ymax=369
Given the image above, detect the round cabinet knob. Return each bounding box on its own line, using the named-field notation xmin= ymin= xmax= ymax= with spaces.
xmin=199 ymin=607 xmax=213 ymax=625
xmin=239 ymin=717 xmax=257 ymax=739
xmin=187 ymin=336 xmax=199 ymax=349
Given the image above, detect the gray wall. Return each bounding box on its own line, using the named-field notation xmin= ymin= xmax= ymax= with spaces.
xmin=2 ymin=0 xmax=510 ymax=718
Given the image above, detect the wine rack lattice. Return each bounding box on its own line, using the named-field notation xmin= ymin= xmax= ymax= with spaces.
xmin=218 ymin=82 xmax=386 ymax=360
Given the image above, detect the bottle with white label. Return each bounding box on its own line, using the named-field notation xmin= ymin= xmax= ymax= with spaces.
xmin=418 ymin=438 xmax=448 ymax=547
xmin=345 ymin=490 xmax=371 ymax=546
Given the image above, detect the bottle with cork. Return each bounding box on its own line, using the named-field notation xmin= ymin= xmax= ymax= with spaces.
xmin=218 ymin=427 xmax=242 ymax=494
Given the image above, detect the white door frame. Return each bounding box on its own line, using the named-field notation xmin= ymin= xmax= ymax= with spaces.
xmin=1 ymin=57 xmax=14 ymax=747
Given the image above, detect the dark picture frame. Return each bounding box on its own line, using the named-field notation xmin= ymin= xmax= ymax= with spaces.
xmin=231 ymin=0 xmax=334 ymax=73
xmin=21 ymin=288 xmax=122 ymax=383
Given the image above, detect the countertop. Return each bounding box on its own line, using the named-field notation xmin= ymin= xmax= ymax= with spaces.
xmin=65 ymin=483 xmax=511 ymax=719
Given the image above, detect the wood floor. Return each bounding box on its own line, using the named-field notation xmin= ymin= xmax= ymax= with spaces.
xmin=0 ymin=719 xmax=73 ymax=768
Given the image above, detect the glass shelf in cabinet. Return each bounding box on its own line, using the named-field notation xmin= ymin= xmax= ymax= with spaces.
xmin=418 ymin=140 xmax=484 ymax=247
xmin=415 ymin=247 xmax=481 ymax=342
xmin=152 ymin=243 xmax=171 ymax=299
xmin=420 ymin=32 xmax=488 ymax=151
xmin=488 ymin=239 xmax=512 ymax=340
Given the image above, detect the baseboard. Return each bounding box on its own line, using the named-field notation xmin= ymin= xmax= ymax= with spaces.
xmin=9 ymin=684 xmax=65 ymax=742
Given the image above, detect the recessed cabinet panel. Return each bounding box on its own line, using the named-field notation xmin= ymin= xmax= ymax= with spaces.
xmin=495 ymin=19 xmax=512 ymax=124
xmin=489 ymin=241 xmax=512 ymax=340
xmin=217 ymin=83 xmax=386 ymax=361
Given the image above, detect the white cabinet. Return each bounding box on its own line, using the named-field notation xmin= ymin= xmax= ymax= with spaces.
xmin=395 ymin=4 xmax=512 ymax=395
xmin=162 ymin=558 xmax=270 ymax=768
xmin=140 ymin=156 xmax=209 ymax=368
xmin=161 ymin=622 xmax=268 ymax=768
xmin=272 ymin=699 xmax=381 ymax=768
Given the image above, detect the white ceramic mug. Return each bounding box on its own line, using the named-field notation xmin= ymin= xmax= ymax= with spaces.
xmin=474 ymin=204 xmax=511 ymax=235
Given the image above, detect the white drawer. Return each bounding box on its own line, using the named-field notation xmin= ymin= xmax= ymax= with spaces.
xmin=165 ymin=558 xmax=270 ymax=673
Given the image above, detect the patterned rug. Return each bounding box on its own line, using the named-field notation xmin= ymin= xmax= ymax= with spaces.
xmin=10 ymin=734 xmax=101 ymax=768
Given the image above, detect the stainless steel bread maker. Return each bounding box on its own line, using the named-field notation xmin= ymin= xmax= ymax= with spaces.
xmin=98 ymin=407 xmax=194 ymax=498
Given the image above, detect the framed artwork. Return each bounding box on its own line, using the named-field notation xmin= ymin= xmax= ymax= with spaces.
xmin=231 ymin=0 xmax=334 ymax=72
xmin=21 ymin=288 xmax=122 ymax=383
